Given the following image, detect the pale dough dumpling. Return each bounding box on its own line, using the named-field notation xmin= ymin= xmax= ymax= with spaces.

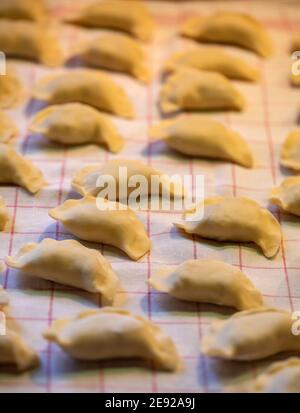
xmin=164 ymin=48 xmax=259 ymax=82
xmin=29 ymin=103 xmax=124 ymax=153
xmin=253 ymin=358 xmax=300 ymax=393
xmin=65 ymin=0 xmax=154 ymax=42
xmin=291 ymin=36 xmax=300 ymax=87
xmin=49 ymin=196 xmax=151 ymax=261
xmin=281 ymin=130 xmax=300 ymax=171
xmin=0 ymin=111 xmax=18 ymax=143
xmin=43 ymin=308 xmax=180 ymax=371
xmin=0 ymin=196 xmax=10 ymax=230
xmin=77 ymin=33 xmax=150 ymax=83
xmin=72 ymin=158 xmax=184 ymax=200
xmin=0 ymin=0 xmax=46 ymax=21
xmin=159 ymin=68 xmax=245 ymax=114
xmin=0 ymin=144 xmax=46 ymax=194
xmin=32 ymin=70 xmax=135 ymax=119
xmin=149 ymin=116 xmax=253 ymax=167
xmin=0 ymin=70 xmax=23 ymax=109
xmin=149 ymin=259 xmax=263 ymax=310
xmin=0 ymin=284 xmax=9 ymax=311
xmin=5 ymin=238 xmax=120 ymax=305
xmin=0 ymin=329 xmax=39 ymax=371
xmin=270 ymin=176 xmax=300 ymax=217
xmin=0 ymin=19 xmax=62 ymax=67
xmin=181 ymin=12 xmax=273 ymax=58
xmin=202 ymin=308 xmax=300 ymax=361
xmin=174 ymin=196 xmax=281 ymax=258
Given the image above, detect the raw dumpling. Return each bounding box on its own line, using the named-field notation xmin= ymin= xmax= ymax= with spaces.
xmin=202 ymin=308 xmax=300 ymax=361
xmin=0 ymin=144 xmax=45 ymax=193
xmin=43 ymin=308 xmax=180 ymax=371
xmin=164 ymin=48 xmax=259 ymax=82
xmin=71 ymin=158 xmax=184 ymax=201
xmin=291 ymin=32 xmax=300 ymax=52
xmin=149 ymin=259 xmax=263 ymax=310
xmin=280 ymin=130 xmax=300 ymax=171
xmin=0 ymin=284 xmax=9 ymax=311
xmin=0 ymin=19 xmax=62 ymax=67
xmin=291 ymin=73 xmax=300 ymax=87
xmin=5 ymin=238 xmax=120 ymax=305
xmin=29 ymin=103 xmax=124 ymax=153
xmin=0 ymin=196 xmax=9 ymax=230
xmin=181 ymin=12 xmax=273 ymax=58
xmin=0 ymin=0 xmax=46 ymax=21
xmin=0 ymin=70 xmax=23 ymax=109
xmin=149 ymin=116 xmax=253 ymax=167
xmin=32 ymin=70 xmax=135 ymax=119
xmin=159 ymin=68 xmax=245 ymax=114
xmin=253 ymin=358 xmax=300 ymax=393
xmin=49 ymin=196 xmax=151 ymax=261
xmin=76 ymin=33 xmax=150 ymax=83
xmin=65 ymin=0 xmax=154 ymax=42
xmin=270 ymin=176 xmax=300 ymax=217
xmin=0 ymin=111 xmax=18 ymax=143
xmin=174 ymin=196 xmax=281 ymax=258
xmin=0 ymin=329 xmax=39 ymax=371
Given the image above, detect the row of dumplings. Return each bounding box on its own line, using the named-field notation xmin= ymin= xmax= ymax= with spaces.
xmin=2 ymin=254 xmax=300 ymax=392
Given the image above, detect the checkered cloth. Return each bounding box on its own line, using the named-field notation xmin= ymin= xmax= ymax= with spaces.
xmin=0 ymin=0 xmax=300 ymax=393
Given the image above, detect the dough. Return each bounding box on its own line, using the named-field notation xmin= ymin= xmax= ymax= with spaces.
xmin=43 ymin=308 xmax=180 ymax=371
xmin=175 ymin=196 xmax=281 ymax=258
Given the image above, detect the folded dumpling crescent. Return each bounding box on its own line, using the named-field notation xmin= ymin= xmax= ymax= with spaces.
xmin=164 ymin=48 xmax=259 ymax=82
xmin=159 ymin=68 xmax=245 ymax=114
xmin=43 ymin=308 xmax=180 ymax=371
xmin=0 ymin=111 xmax=18 ymax=144
xmin=291 ymin=73 xmax=300 ymax=87
xmin=181 ymin=12 xmax=273 ymax=58
xmin=5 ymin=238 xmax=120 ymax=305
xmin=150 ymin=259 xmax=263 ymax=310
xmin=292 ymin=32 xmax=300 ymax=52
xmin=0 ymin=19 xmax=62 ymax=67
xmin=29 ymin=103 xmax=124 ymax=153
xmin=49 ymin=196 xmax=151 ymax=261
xmin=72 ymin=158 xmax=184 ymax=200
xmin=0 ymin=144 xmax=45 ymax=193
xmin=65 ymin=0 xmax=154 ymax=42
xmin=174 ymin=196 xmax=281 ymax=258
xmin=0 ymin=329 xmax=39 ymax=371
xmin=202 ymin=308 xmax=300 ymax=361
xmin=0 ymin=284 xmax=9 ymax=311
xmin=76 ymin=33 xmax=150 ymax=83
xmin=32 ymin=70 xmax=135 ymax=119
xmin=149 ymin=116 xmax=253 ymax=167
xmin=254 ymin=358 xmax=300 ymax=393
